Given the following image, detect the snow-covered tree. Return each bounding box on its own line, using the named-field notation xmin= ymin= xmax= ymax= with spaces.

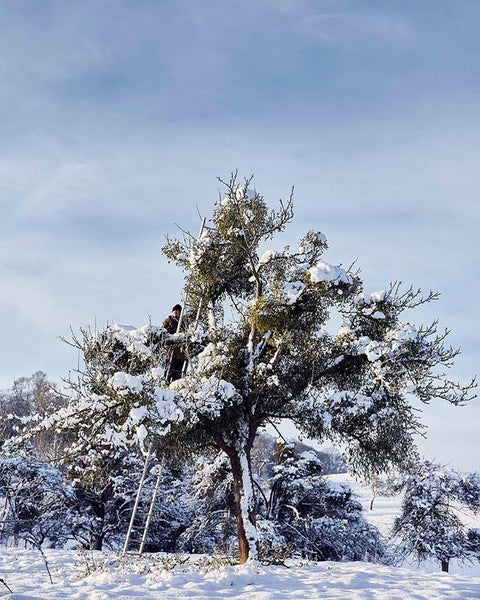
xmin=5 ymin=326 xmax=188 ymax=550
xmin=392 ymin=461 xmax=480 ymax=572
xmin=263 ymin=441 xmax=385 ymax=562
xmin=14 ymin=173 xmax=474 ymax=563
xmin=0 ymin=455 xmax=74 ymax=548
xmin=159 ymin=173 xmax=474 ymax=561
xmin=0 ymin=372 xmax=66 ymax=460
xmin=466 ymin=528 xmax=480 ymax=562
xmin=55 ymin=323 xmax=181 ymax=455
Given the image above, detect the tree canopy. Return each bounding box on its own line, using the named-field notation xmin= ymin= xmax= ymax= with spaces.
xmin=12 ymin=172 xmax=475 ymax=563
xmin=160 ymin=173 xmax=475 ymax=561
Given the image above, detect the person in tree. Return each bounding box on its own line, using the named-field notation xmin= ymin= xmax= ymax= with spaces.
xmin=162 ymin=304 xmax=182 ymax=334
xmin=162 ymin=304 xmax=187 ymax=382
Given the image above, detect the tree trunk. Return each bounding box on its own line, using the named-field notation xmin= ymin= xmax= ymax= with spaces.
xmin=91 ymin=496 xmax=105 ymax=551
xmin=229 ymin=446 xmax=259 ymax=564
xmin=441 ymin=559 xmax=449 ymax=573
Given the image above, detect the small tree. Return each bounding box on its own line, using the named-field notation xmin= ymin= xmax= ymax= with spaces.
xmin=392 ymin=461 xmax=480 ymax=572
xmin=263 ymin=441 xmax=386 ymax=562
xmin=0 ymin=455 xmax=74 ymax=548
xmin=0 ymin=372 xmax=66 ymax=460
xmin=5 ymin=325 xmax=187 ymax=550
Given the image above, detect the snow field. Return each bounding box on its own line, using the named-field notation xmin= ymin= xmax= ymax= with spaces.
xmin=1 ymin=548 xmax=480 ymax=600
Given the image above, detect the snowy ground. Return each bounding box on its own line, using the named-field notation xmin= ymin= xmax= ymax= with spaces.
xmin=1 ymin=548 xmax=480 ymax=600
xmin=1 ymin=477 xmax=478 ymax=599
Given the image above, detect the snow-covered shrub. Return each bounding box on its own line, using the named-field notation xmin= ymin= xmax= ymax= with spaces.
xmin=264 ymin=442 xmax=386 ymax=562
xmin=256 ymin=517 xmax=290 ymax=563
xmin=68 ymin=450 xmax=149 ymax=551
xmin=466 ymin=528 xmax=480 ymax=560
xmin=392 ymin=461 xmax=480 ymax=572
xmin=178 ymin=453 xmax=236 ymax=554
xmin=68 ymin=451 xmax=191 ymax=552
xmin=0 ymin=455 xmax=74 ymax=548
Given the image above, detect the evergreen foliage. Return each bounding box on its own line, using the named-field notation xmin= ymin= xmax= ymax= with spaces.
xmin=392 ymin=461 xmax=480 ymax=572
xmin=259 ymin=441 xmax=385 ymax=562
xmin=178 ymin=453 xmax=236 ymax=554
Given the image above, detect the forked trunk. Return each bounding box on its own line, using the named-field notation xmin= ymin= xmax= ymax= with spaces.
xmin=229 ymin=446 xmax=258 ymax=563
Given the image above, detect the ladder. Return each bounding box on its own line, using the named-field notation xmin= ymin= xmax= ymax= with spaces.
xmin=122 ymin=217 xmax=207 ymax=556
xmin=121 ymin=444 xmax=164 ymax=556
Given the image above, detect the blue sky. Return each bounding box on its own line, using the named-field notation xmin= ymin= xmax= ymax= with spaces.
xmin=1 ymin=0 xmax=479 ymax=470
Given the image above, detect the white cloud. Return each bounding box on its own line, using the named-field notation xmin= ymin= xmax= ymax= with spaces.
xmin=294 ymin=11 xmax=415 ymax=45
xmin=17 ymin=162 xmax=107 ymax=223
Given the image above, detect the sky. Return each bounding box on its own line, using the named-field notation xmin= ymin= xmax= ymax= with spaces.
xmin=1 ymin=0 xmax=479 ymax=471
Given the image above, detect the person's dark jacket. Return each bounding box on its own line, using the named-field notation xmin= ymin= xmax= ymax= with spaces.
xmin=162 ymin=315 xmax=179 ymax=334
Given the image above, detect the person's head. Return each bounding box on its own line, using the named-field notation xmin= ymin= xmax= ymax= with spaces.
xmin=172 ymin=304 xmax=182 ymax=318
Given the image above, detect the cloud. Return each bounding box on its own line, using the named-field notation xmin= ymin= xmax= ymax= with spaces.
xmin=17 ymin=163 xmax=107 ymax=222
xmin=294 ymin=11 xmax=415 ymax=45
